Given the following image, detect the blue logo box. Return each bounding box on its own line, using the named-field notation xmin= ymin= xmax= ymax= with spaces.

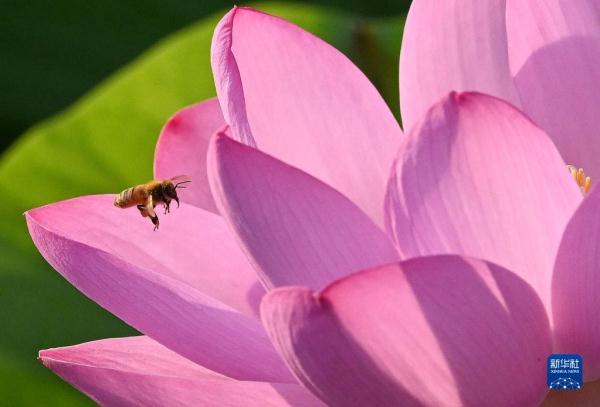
xmin=547 ymin=354 xmax=583 ymax=390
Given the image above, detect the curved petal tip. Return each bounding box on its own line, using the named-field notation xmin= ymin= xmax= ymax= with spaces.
xmin=262 ymin=255 xmax=551 ymax=406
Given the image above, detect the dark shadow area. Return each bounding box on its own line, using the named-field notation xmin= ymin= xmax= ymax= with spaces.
xmin=405 ymin=256 xmax=549 ymax=406
xmin=0 ymin=0 xmax=411 ymax=153
xmin=283 ymin=295 xmax=422 ymax=406
xmin=384 ymin=94 xmax=459 ymax=254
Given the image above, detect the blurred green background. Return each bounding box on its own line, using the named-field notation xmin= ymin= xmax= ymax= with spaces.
xmin=0 ymin=0 xmax=410 ymax=405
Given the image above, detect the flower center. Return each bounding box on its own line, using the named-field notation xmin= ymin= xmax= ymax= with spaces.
xmin=567 ymin=165 xmax=592 ymax=194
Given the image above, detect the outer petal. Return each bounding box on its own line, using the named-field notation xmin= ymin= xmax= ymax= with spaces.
xmin=26 ymin=198 xmax=291 ymax=382
xmin=27 ymin=195 xmax=263 ymax=317
xmin=208 ymin=133 xmax=400 ymax=291
xmin=261 ymin=256 xmax=551 ymax=406
xmin=154 ymin=98 xmax=225 ymax=213
xmin=211 ymin=7 xmax=402 ymax=226
xmin=400 ymin=0 xmax=520 ymax=132
xmin=385 ymin=92 xmax=581 ymax=310
xmin=553 ymin=185 xmax=600 ymax=381
xmin=506 ymin=0 xmax=600 ymax=179
xmin=40 ymin=336 xmax=324 ymax=407
xmin=39 ymin=336 xmax=225 ymax=379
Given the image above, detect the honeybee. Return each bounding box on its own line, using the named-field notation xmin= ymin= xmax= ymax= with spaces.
xmin=114 ymin=175 xmax=191 ymax=230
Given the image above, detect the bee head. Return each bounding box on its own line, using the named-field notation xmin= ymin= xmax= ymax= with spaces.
xmin=164 ymin=177 xmax=191 ymax=208
xmin=164 ymin=182 xmax=180 ymax=207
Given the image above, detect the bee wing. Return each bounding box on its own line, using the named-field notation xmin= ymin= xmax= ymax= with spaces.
xmin=170 ymin=175 xmax=192 ymax=188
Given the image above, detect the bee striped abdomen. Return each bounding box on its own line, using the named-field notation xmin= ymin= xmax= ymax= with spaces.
xmin=114 ymin=186 xmax=138 ymax=208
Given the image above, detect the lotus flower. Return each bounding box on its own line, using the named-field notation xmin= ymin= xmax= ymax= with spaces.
xmin=26 ymin=2 xmax=600 ymax=406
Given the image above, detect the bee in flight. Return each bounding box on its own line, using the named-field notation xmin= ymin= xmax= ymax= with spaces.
xmin=114 ymin=175 xmax=191 ymax=230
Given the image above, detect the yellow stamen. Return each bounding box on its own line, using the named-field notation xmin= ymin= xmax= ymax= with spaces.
xmin=584 ymin=177 xmax=592 ymax=194
xmin=567 ymin=165 xmax=592 ymax=194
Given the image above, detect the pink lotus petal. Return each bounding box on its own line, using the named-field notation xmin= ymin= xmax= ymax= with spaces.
xmin=211 ymin=9 xmax=256 ymax=147
xmin=211 ymin=7 xmax=402 ymax=226
xmin=154 ymin=98 xmax=225 ymax=213
xmin=26 ymin=198 xmax=292 ymax=382
xmin=261 ymin=256 xmax=551 ymax=406
xmin=400 ymin=0 xmax=520 ymax=133
xmin=208 ymin=133 xmax=400 ymax=291
xmin=385 ymin=92 xmax=581 ymax=310
xmin=506 ymin=1 xmax=600 ymax=179
xmin=40 ymin=336 xmax=324 ymax=407
xmin=27 ymin=195 xmax=263 ymax=317
xmin=40 ymin=336 xmax=225 ymax=379
xmin=553 ymin=185 xmax=600 ymax=381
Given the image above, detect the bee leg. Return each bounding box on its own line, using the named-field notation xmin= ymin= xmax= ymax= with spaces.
xmin=151 ymin=214 xmax=160 ymax=231
xmin=137 ymin=205 xmax=149 ymax=217
xmin=160 ymin=190 xmax=171 ymax=214
xmin=145 ymin=196 xmax=159 ymax=231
